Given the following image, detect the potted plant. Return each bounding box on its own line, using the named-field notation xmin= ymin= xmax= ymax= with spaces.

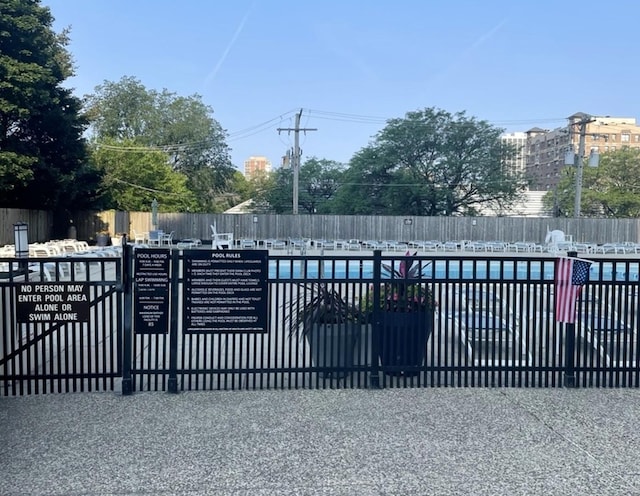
xmin=96 ymin=230 xmax=110 ymax=247
xmin=110 ymin=233 xmax=125 ymax=246
xmin=287 ymin=283 xmax=363 ymax=379
xmin=361 ymin=252 xmax=436 ymax=376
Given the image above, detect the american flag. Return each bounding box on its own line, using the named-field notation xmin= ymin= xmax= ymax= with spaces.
xmin=555 ymin=257 xmax=592 ymax=323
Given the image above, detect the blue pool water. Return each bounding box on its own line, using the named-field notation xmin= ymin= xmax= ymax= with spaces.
xmin=269 ymin=259 xmax=640 ymax=282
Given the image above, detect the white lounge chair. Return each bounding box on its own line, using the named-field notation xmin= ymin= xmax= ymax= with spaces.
xmin=133 ymin=230 xmax=148 ymax=244
xmin=211 ymin=223 xmax=233 ymax=249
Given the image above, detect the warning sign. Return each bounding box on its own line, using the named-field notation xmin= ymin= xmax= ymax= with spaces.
xmin=16 ymin=283 xmax=90 ymax=323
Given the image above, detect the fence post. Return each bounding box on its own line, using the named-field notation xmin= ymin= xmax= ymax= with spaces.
xmin=121 ymin=240 xmax=133 ymax=395
xmin=167 ymin=249 xmax=179 ymax=394
xmin=369 ymin=250 xmax=382 ymax=388
xmin=563 ymin=250 xmax=578 ymax=388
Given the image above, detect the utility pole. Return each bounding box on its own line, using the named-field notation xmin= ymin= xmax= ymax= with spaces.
xmin=572 ymin=114 xmax=595 ymax=218
xmin=277 ymin=109 xmax=317 ymax=214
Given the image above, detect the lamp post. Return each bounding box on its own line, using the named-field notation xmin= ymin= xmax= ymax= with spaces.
xmin=13 ymin=222 xmax=29 ymax=276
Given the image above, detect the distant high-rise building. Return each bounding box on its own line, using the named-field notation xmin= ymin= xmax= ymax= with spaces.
xmin=500 ymin=132 xmax=527 ymax=175
xmin=525 ymin=113 xmax=640 ymax=191
xmin=281 ymin=150 xmax=291 ymax=169
xmin=244 ymin=156 xmax=272 ymax=179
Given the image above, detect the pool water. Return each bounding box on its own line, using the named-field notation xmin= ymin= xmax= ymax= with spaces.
xmin=269 ymin=259 xmax=640 ymax=281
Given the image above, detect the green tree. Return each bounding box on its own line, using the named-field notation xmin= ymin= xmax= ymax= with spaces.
xmin=333 ymin=108 xmax=526 ymax=216
xmin=0 ymin=0 xmax=100 ymax=213
xmin=84 ymin=76 xmax=236 ymax=212
xmin=299 ymin=158 xmax=345 ymax=213
xmin=544 ymin=148 xmax=640 ymax=217
xmin=257 ymin=158 xmax=346 ymax=214
xmin=261 ymin=167 xmax=293 ymax=213
xmin=91 ymin=139 xmax=197 ymax=212
xmin=247 ymin=169 xmax=276 ymax=213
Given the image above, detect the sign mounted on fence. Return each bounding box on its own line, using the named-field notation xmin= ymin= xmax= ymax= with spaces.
xmin=134 ymin=248 xmax=171 ymax=334
xmin=183 ymin=250 xmax=268 ymax=333
xmin=15 ymin=283 xmax=90 ymax=323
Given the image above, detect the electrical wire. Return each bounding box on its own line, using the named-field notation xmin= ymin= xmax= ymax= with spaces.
xmin=91 ymin=108 xmax=616 ymax=155
xmin=111 ymin=178 xmax=185 ymax=197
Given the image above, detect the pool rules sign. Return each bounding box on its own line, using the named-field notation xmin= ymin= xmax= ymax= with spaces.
xmin=183 ymin=250 xmax=268 ymax=333
xmin=16 ymin=283 xmax=90 ymax=323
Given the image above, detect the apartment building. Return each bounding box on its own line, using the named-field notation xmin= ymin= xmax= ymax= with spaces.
xmin=243 ymin=156 xmax=272 ymax=179
xmin=526 ymin=112 xmax=640 ymax=191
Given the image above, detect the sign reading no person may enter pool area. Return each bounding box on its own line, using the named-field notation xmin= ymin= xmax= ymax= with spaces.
xmin=16 ymin=283 xmax=90 ymax=323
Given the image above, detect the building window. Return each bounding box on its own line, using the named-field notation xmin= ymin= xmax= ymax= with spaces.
xmin=622 ymin=133 xmax=630 ymax=142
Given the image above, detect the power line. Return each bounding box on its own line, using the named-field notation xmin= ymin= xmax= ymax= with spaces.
xmin=88 ymin=109 xmax=604 ymax=155
xmin=111 ymin=178 xmax=185 ymax=197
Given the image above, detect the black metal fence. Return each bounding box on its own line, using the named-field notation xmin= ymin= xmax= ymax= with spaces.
xmin=2 ymin=249 xmax=639 ymax=395
xmin=123 ymin=249 xmax=640 ymax=392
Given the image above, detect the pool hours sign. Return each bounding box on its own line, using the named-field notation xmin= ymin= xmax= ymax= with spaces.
xmin=16 ymin=283 xmax=90 ymax=323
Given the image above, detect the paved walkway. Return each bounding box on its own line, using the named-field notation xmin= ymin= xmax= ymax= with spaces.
xmin=2 ymin=388 xmax=640 ymax=495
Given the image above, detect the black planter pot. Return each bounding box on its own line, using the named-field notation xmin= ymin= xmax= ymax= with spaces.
xmin=307 ymin=322 xmax=360 ymax=378
xmin=96 ymin=233 xmax=109 ymax=247
xmin=379 ymin=310 xmax=434 ymax=377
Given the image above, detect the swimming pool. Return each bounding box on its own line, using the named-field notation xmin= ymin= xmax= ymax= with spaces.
xmin=269 ymin=259 xmax=640 ymax=281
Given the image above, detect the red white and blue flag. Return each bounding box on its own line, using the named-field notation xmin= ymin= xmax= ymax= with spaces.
xmin=555 ymin=257 xmax=592 ymax=323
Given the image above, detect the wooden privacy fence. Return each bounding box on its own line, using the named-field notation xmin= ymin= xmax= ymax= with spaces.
xmin=75 ymin=212 xmax=640 ymax=246
xmin=2 ymin=209 xmax=640 ymax=246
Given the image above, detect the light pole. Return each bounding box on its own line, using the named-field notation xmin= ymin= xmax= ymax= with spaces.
xmin=13 ymin=221 xmax=29 ymax=276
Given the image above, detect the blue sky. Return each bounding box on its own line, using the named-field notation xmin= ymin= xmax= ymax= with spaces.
xmin=43 ymin=0 xmax=640 ymax=171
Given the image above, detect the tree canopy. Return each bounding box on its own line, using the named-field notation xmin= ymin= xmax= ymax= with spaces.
xmin=90 ymin=139 xmax=197 ymax=212
xmin=84 ymin=76 xmax=236 ymax=212
xmin=544 ymin=148 xmax=640 ymax=217
xmin=255 ymin=158 xmax=346 ymax=213
xmin=0 ymin=0 xmax=100 ymax=211
xmin=332 ymin=108 xmax=526 ymax=216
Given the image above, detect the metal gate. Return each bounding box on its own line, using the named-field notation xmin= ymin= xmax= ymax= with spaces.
xmin=0 ymin=255 xmax=123 ymax=395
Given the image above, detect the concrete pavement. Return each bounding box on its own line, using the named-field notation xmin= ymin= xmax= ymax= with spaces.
xmin=2 ymin=388 xmax=640 ymax=495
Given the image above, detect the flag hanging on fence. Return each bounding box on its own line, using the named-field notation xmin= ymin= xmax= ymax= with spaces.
xmin=555 ymin=257 xmax=592 ymax=323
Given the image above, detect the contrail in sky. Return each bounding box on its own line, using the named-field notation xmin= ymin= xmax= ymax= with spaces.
xmin=428 ymin=18 xmax=508 ymax=84
xmin=203 ymin=2 xmax=256 ymax=88
xmin=468 ymin=18 xmax=508 ymax=50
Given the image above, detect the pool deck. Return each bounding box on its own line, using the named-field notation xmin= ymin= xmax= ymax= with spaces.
xmin=2 ymin=388 xmax=640 ymax=495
